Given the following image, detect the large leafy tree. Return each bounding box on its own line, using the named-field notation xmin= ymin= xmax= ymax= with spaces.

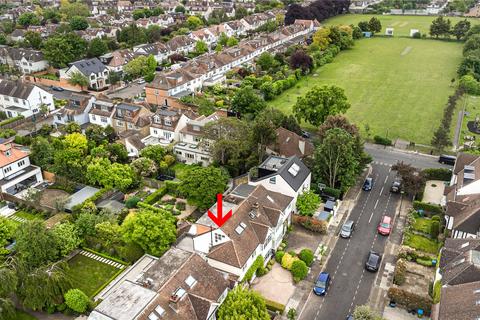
xmin=251 ymin=113 xmax=277 ymax=163
xmin=86 ymin=158 xmax=136 ymax=191
xmin=312 ymin=28 xmax=331 ymax=50
xmin=0 ymin=217 xmax=17 ymax=256
xmin=430 ymin=16 xmax=451 ymax=38
xmin=289 ymin=50 xmax=313 ymax=73
xmin=217 ymin=286 xmax=270 ymax=320
xmin=30 ymin=136 xmax=55 ymax=169
xmin=24 ymin=31 xmax=42 ymax=49
xmin=124 ymin=55 xmax=156 ymax=79
xmin=121 ymin=208 xmax=176 ymax=257
xmin=53 ymin=133 xmax=89 ymax=181
xmin=195 ymin=40 xmax=208 ymax=55
xmin=231 ymin=86 xmax=267 ymax=116
xmin=296 ymin=191 xmax=321 ymax=216
xmin=68 ymin=71 xmax=89 ymax=90
xmin=392 ymin=161 xmax=426 ymax=197
xmin=69 ymin=16 xmax=89 ymax=30
xmin=59 ymin=1 xmax=90 ymax=19
xmin=452 ymin=19 xmax=471 ymax=40
xmin=314 ymin=128 xmax=359 ymax=191
xmin=130 ymin=157 xmax=157 ymax=177
xmin=256 ymin=52 xmax=276 ymax=71
xmin=293 ymin=85 xmax=350 ymax=127
xmin=42 ymin=32 xmax=87 ymax=68
xmin=87 ymin=38 xmax=108 ymax=57
xmin=186 ymin=15 xmax=203 ymax=30
xmin=51 ymin=223 xmax=81 ymax=257
xmin=178 ymin=166 xmax=229 ymax=210
xmin=0 ymin=265 xmax=16 ymax=320
xmin=140 ymin=145 xmax=167 ymax=165
xmin=116 ymin=24 xmax=148 ymax=47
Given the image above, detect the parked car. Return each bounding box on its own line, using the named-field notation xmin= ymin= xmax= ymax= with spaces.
xmin=313 ymin=272 xmax=330 ymax=296
xmin=362 ymin=177 xmax=373 ymax=191
xmin=365 ymin=251 xmax=382 ymax=272
xmin=439 ymin=154 xmax=456 ymax=166
xmin=50 ymin=85 xmax=64 ymax=91
xmin=340 ymin=220 xmax=355 ymax=238
xmin=137 ymin=78 xmax=146 ymax=84
xmin=390 ymin=179 xmax=401 ymax=193
xmin=377 ymin=216 xmax=392 ymax=236
xmin=346 ymin=316 xmax=354 ymax=320
xmin=156 ymin=174 xmax=174 ymax=181
xmin=301 ymin=130 xmax=311 ymax=139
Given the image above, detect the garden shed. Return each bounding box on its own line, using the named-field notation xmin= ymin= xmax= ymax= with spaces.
xmin=64 ymin=186 xmax=100 ymax=213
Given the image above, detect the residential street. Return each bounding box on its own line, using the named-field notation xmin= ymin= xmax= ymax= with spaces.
xmin=299 ymin=162 xmax=400 ymax=320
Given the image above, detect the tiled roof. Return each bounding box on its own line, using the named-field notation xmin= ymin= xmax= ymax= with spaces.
xmin=439 ymin=280 xmax=480 ymax=320
xmin=0 ymin=79 xmax=34 ymax=100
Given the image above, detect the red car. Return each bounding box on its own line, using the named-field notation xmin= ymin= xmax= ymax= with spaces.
xmin=377 ymin=216 xmax=392 ymax=236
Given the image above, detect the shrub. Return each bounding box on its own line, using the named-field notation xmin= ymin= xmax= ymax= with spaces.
xmin=397 ymin=245 xmax=436 ymax=262
xmin=374 ymin=135 xmax=392 ymax=146
xmin=323 ymin=187 xmax=341 ymax=199
xmin=299 ymin=248 xmax=314 ymax=266
xmin=412 ymin=31 xmax=421 ymax=38
xmin=416 ymin=258 xmax=434 ymax=267
xmin=0 ymin=115 xmax=24 ymax=127
xmin=264 ymin=298 xmax=285 ymax=314
xmin=422 ymin=168 xmax=452 ymax=181
xmin=143 ymin=187 xmax=167 ymax=205
xmin=288 ymin=250 xmax=297 ymax=257
xmin=287 ymin=308 xmax=296 ymax=320
xmin=291 ymin=260 xmax=308 ymax=283
xmin=292 ymin=215 xmax=328 ymax=233
xmin=388 ymin=287 xmax=432 ymax=314
xmin=430 ymin=220 xmax=440 ymax=238
xmin=64 ymin=289 xmax=90 ymax=313
xmin=413 ymin=201 xmax=443 ymax=214
xmin=431 ymin=215 xmax=441 ymax=221
xmin=125 ymin=196 xmax=140 ymax=209
xmin=276 ymin=250 xmax=285 ymax=263
xmin=433 ymin=280 xmax=441 ymax=304
xmin=175 ymin=201 xmax=186 ymax=211
xmin=296 ymin=190 xmax=321 ymax=216
xmin=393 ymin=259 xmax=407 ymax=285
xmin=256 ymin=266 xmax=267 ymax=276
xmin=281 ymin=253 xmax=299 ymax=270
xmin=243 ymin=255 xmax=264 ymax=283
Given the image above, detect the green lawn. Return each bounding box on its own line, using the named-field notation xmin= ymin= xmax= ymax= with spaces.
xmin=13 ymin=210 xmax=44 ymax=221
xmin=325 ymin=14 xmax=480 ymax=37
xmin=412 ymin=217 xmax=433 ymax=234
xmin=171 ymin=162 xmax=195 ymax=180
xmin=268 ymin=36 xmax=463 ymax=144
xmin=15 ymin=311 xmax=37 ymax=320
xmin=455 ymin=95 xmax=480 ymax=147
xmin=66 ymin=254 xmax=119 ymax=297
xmin=404 ymin=233 xmax=440 ymax=254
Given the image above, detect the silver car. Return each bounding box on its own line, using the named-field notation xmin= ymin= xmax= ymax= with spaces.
xmin=340 ymin=220 xmax=355 ymax=238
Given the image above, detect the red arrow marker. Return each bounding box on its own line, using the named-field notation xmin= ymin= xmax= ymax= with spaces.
xmin=208 ymin=193 xmax=232 ymax=227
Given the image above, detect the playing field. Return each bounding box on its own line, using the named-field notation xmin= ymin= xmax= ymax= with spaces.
xmin=268 ymin=15 xmax=470 ymax=144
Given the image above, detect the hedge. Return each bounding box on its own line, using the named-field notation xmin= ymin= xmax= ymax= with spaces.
xmin=275 ymin=251 xmax=285 ymax=263
xmin=143 ymin=186 xmax=167 ymax=205
xmin=323 ymin=187 xmax=341 ymax=199
xmin=388 ymin=287 xmax=432 ymax=314
xmin=264 ymin=298 xmax=285 ymax=314
xmin=292 ymin=215 xmax=328 ymax=233
xmin=0 ymin=115 xmax=23 ymax=127
xmin=393 ymin=259 xmax=407 ymax=285
xmin=422 ymin=168 xmax=452 ymax=181
xmin=242 ymin=255 xmax=264 ymax=283
xmin=374 ymin=135 xmax=392 ymax=146
xmin=413 ymin=201 xmax=443 ymax=214
xmin=432 ymin=280 xmax=442 ymax=304
xmin=299 ymin=249 xmax=314 ymax=266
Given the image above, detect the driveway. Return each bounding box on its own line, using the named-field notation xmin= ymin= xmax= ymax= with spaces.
xmin=251 ymin=263 xmax=296 ymax=306
xmin=107 ymin=83 xmax=146 ymax=100
xmin=423 ymin=180 xmax=445 ymax=205
xmin=286 ymin=226 xmax=323 ymax=254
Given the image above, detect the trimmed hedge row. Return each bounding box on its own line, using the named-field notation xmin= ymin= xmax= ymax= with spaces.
xmin=374 ymin=135 xmax=392 ymax=146
xmin=143 ymin=186 xmax=167 ymax=205
xmin=413 ymin=201 xmax=443 ymax=214
xmin=388 ymin=287 xmax=432 ymax=314
xmin=422 ymin=168 xmax=452 ymax=181
xmin=264 ymin=298 xmax=285 ymax=314
xmin=242 ymin=255 xmax=264 ymax=283
xmin=323 ymin=187 xmax=341 ymax=199
xmin=292 ymin=215 xmax=328 ymax=233
xmin=0 ymin=115 xmax=24 ymax=127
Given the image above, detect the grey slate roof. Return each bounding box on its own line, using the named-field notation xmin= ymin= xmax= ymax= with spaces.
xmin=0 ymin=79 xmax=34 ymax=99
xmin=259 ymin=155 xmax=310 ymax=192
xmin=70 ymin=57 xmax=106 ymax=76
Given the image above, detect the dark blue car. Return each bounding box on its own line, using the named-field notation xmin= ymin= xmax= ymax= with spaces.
xmin=313 ymin=272 xmax=330 ymax=296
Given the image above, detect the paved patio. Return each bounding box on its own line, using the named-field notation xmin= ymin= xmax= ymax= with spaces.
xmin=422 ymin=180 xmax=445 ymax=205
xmin=383 ymin=306 xmax=421 ymax=320
xmin=251 ymin=263 xmax=295 ymax=306
xmin=285 ymin=226 xmax=322 ymax=254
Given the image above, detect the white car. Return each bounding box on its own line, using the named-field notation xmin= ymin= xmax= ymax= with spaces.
xmin=137 ymin=78 xmax=146 ymax=84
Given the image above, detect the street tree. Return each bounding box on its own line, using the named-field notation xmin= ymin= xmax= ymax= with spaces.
xmin=178 ymin=166 xmax=229 ymax=210
xmin=217 ymin=286 xmax=270 ymax=320
xmin=121 ymin=208 xmax=176 ymax=257
xmin=293 ymin=85 xmax=350 ymax=126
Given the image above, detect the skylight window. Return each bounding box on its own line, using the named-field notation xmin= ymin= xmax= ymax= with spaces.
xmin=461 ymin=242 xmax=470 ymax=249
xmin=148 ymin=313 xmax=159 ymax=320
xmin=288 ymin=163 xmax=300 ymax=176
xmin=474 ymin=289 xmax=480 ymax=294
xmin=155 ymin=305 xmax=165 ymax=316
xmin=235 ymin=223 xmax=246 ymax=235
xmin=185 ymin=275 xmax=197 ymax=288
xmin=267 ymin=195 xmax=274 ymax=203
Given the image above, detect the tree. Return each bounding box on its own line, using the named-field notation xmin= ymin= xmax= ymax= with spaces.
xmin=87 ymin=38 xmax=108 ymax=57
xmin=140 ymin=145 xmax=167 ymax=165
xmin=53 ymin=133 xmax=88 ymax=181
xmin=65 ymin=122 xmax=81 ymax=134
xmin=392 ymin=161 xmax=426 ymax=197
xmin=358 ymin=21 xmax=370 ymax=32
xmin=353 ymin=305 xmax=384 ymax=320
xmin=60 ymin=1 xmax=90 ymax=19
xmin=0 ymin=217 xmax=16 ymax=256
xmin=227 ymin=36 xmax=239 ymax=47
xmin=463 ymin=34 xmax=480 ymax=55
xmin=218 ymin=32 xmax=229 ymax=46
xmin=131 ymin=157 xmax=157 ymax=177
xmin=217 ymin=286 xmax=269 ymax=320
xmin=108 ymin=71 xmax=122 ymax=86
xmin=289 ymin=50 xmax=313 ymax=73
xmin=235 ymin=6 xmax=249 ymax=19
xmin=51 ymin=222 xmax=81 ymax=257
xmin=186 ymin=16 xmax=203 ymax=30
xmin=178 ymin=166 xmax=229 ymax=210
xmin=293 ymin=85 xmax=350 ymax=126
xmin=314 ymin=128 xmax=360 ymax=191
xmin=106 ymin=142 xmax=128 ymax=163
xmin=15 ymin=220 xmax=58 ymax=270
xmin=18 ymin=12 xmax=41 ymax=27
xmin=146 ymin=25 xmax=163 ymax=43
xmin=24 ymin=31 xmax=42 ymax=49
xmin=43 ymin=7 xmax=61 ymax=23
xmin=124 ymin=55 xmax=156 ymax=79
xmin=121 ymin=208 xmax=176 ymax=257
xmin=86 ymin=158 xmax=136 ymax=191
xmin=195 ymin=40 xmax=208 ymax=55
xmin=296 ymin=191 xmax=321 ymax=216
xmin=30 ymin=136 xmax=55 ymax=169
xmin=68 ymin=71 xmax=89 ymax=90
xmin=431 ymin=127 xmax=451 ymax=150
xmin=312 ymin=28 xmax=331 ymax=50
xmin=116 ymin=24 xmax=148 ymax=47
xmin=64 ymin=289 xmax=90 ymax=313
xmin=42 ymin=33 xmax=87 ymax=68
xmin=256 ymin=52 xmax=276 ymax=71
xmin=368 ymin=17 xmax=382 ymax=34
xmin=453 ymin=19 xmax=471 ymax=40
xmin=175 ymin=5 xmax=186 ymax=13
xmin=430 ymin=16 xmax=451 ymax=38
xmin=69 ymin=16 xmax=89 ymax=30
xmin=231 ymin=86 xmax=267 ymax=116
xmin=251 ymin=113 xmax=277 ymax=162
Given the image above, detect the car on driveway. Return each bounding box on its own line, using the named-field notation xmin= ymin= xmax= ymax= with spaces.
xmin=362 ymin=177 xmax=373 ymax=191
xmin=137 ymin=78 xmax=146 ymax=84
xmin=340 ymin=220 xmax=355 ymax=238
xmin=313 ymin=272 xmax=330 ymax=296
xmin=377 ymin=216 xmax=392 ymax=236
xmin=365 ymin=251 xmax=382 ymax=272
xmin=156 ymin=174 xmax=174 ymax=181
xmin=50 ymin=85 xmax=64 ymax=91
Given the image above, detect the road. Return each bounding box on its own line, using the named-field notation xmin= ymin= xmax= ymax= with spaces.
xmin=300 ymin=163 xmax=400 ymax=320
xmin=365 ymin=143 xmax=450 ymax=169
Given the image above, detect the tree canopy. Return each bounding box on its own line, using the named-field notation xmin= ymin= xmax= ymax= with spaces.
xmin=42 ymin=33 xmax=87 ymax=68
xmin=217 ymin=286 xmax=270 ymax=320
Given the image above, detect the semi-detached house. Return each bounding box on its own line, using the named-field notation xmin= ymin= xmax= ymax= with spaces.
xmin=0 ymin=79 xmax=54 ymax=118
xmin=0 ymin=46 xmax=49 ymax=75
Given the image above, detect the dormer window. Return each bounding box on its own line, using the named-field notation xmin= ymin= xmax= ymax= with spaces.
xmin=164 ymin=119 xmax=172 ymax=126
xmin=193 ymin=125 xmax=200 ymax=131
